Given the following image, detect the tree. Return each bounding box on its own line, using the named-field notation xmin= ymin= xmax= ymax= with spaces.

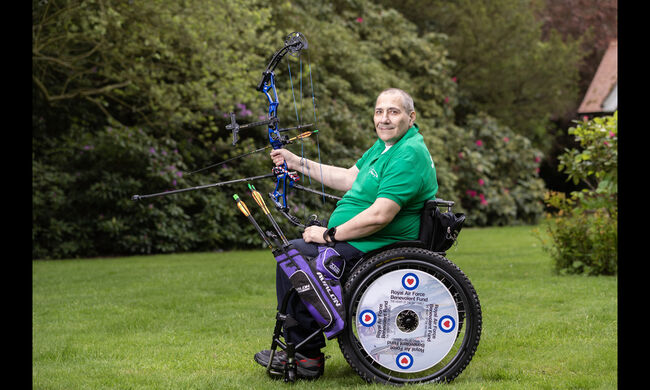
xmin=32 ymin=0 xmax=275 ymax=138
xmin=536 ymin=0 xmax=617 ymax=98
xmin=381 ymin=0 xmax=585 ymax=150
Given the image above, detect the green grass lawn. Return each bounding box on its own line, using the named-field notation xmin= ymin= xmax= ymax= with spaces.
xmin=33 ymin=225 xmax=617 ymax=389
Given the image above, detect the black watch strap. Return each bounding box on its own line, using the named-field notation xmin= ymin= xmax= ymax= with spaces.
xmin=324 ymin=226 xmax=337 ymax=243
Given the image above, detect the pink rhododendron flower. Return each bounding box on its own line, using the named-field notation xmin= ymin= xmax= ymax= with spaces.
xmin=356 ymin=17 xmax=363 ymax=23
xmin=478 ymin=179 xmax=485 ymax=186
xmin=503 ymin=137 xmax=509 ymax=143
xmin=475 ymin=140 xmax=483 ymax=147
xmin=479 ymin=193 xmax=487 ymax=205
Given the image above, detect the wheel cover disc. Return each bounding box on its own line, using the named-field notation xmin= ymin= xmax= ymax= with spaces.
xmin=355 ymin=269 xmax=459 ymax=373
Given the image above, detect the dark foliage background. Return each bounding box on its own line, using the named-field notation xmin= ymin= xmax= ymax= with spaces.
xmin=32 ymin=0 xmax=615 ymax=259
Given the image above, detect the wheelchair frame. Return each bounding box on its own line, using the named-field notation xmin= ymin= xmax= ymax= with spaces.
xmin=264 ymin=199 xmax=480 ymax=384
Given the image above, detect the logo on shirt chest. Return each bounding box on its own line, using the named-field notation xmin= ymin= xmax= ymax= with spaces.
xmin=369 ymin=167 xmax=378 ymax=178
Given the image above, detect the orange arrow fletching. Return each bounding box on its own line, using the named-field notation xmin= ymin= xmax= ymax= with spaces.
xmin=233 ymin=194 xmax=251 ymax=217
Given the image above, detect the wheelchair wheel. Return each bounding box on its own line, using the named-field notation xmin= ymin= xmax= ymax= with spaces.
xmin=338 ymin=247 xmax=481 ymax=385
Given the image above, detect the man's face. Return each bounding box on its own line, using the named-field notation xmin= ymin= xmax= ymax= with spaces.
xmin=374 ymin=92 xmax=415 ymax=145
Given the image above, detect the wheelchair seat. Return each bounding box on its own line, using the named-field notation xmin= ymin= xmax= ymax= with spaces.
xmin=345 ymin=198 xmax=460 ymax=276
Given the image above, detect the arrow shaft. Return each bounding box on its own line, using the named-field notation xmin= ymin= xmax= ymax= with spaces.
xmin=249 ymin=185 xmax=289 ymax=246
xmin=233 ymin=194 xmax=273 ymax=249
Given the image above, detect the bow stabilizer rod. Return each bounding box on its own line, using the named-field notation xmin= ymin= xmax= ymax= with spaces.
xmin=131 ymin=172 xmax=275 ymax=201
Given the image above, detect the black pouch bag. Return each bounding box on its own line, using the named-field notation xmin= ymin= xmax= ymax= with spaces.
xmin=431 ymin=207 xmax=465 ymax=252
xmin=419 ymin=200 xmax=466 ymax=252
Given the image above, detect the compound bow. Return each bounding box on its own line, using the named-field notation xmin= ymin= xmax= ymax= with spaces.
xmin=132 ymin=32 xmax=340 ymax=228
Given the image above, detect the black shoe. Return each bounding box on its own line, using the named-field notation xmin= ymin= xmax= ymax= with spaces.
xmin=254 ymin=349 xmax=324 ymax=379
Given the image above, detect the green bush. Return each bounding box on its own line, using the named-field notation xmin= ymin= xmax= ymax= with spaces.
xmin=540 ymin=112 xmax=617 ymax=275
xmin=450 ymin=113 xmax=545 ymax=226
xmin=541 ymin=192 xmax=617 ymax=275
xmin=32 ymin=124 xmax=258 ymax=259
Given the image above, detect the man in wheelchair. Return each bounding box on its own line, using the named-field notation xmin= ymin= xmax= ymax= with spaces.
xmin=254 ymin=88 xmax=439 ymax=379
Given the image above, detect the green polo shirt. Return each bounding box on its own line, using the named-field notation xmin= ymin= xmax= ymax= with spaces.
xmin=327 ymin=124 xmax=438 ymax=253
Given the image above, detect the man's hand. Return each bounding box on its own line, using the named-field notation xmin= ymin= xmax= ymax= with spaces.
xmin=302 ymin=225 xmax=327 ymax=244
xmin=270 ymin=149 xmax=299 ymax=169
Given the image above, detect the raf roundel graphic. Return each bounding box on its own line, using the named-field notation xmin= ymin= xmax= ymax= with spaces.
xmin=401 ymin=272 xmax=419 ymax=290
xmin=439 ymin=315 xmax=456 ymax=333
xmin=395 ymin=352 xmax=414 ymax=370
xmin=359 ymin=310 xmax=377 ymax=327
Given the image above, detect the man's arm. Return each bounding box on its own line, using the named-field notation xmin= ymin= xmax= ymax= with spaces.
xmin=301 ymin=197 xmax=401 ymax=244
xmin=270 ymin=149 xmax=358 ymax=192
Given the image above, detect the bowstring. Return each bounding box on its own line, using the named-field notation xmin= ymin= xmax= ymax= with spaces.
xmin=287 ymin=50 xmax=327 ymax=224
xmin=307 ymin=50 xmax=327 ymax=206
xmin=288 ymin=57 xmax=307 ymax=222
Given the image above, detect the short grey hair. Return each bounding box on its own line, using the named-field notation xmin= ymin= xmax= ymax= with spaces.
xmin=378 ymin=88 xmax=415 ymax=113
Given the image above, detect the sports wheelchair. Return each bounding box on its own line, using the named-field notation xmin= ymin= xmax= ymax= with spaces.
xmin=266 ymin=199 xmax=482 ymax=384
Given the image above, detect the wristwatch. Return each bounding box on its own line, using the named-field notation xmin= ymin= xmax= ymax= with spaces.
xmin=323 ymin=226 xmax=337 ymax=243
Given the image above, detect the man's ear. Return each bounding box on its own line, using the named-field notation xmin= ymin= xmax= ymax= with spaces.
xmin=409 ymin=111 xmax=416 ymax=125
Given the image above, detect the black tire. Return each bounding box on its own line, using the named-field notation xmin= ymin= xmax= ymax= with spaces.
xmin=338 ymin=247 xmax=481 ymax=385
